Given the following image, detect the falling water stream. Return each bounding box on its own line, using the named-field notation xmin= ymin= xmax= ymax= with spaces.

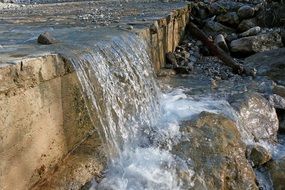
xmin=62 ymin=34 xmax=284 ymax=190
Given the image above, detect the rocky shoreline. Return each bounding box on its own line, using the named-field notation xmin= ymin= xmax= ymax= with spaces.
xmin=158 ymin=0 xmax=285 ymax=189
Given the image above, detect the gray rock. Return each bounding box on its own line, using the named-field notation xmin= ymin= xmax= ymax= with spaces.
xmin=245 ymin=48 xmax=285 ymax=85
xmin=238 ymin=18 xmax=258 ymax=32
xmin=230 ymin=32 xmax=282 ymax=54
xmin=239 ymin=26 xmax=261 ymax=37
xmin=173 ymin=112 xmax=258 ymax=190
xmin=209 ymin=0 xmax=244 ymax=15
xmin=216 ymin=12 xmax=240 ymax=27
xmin=225 ymin=33 xmax=238 ymax=42
xmin=229 ymin=92 xmax=279 ymax=143
xmin=268 ymin=94 xmax=285 ymax=110
xmin=37 ymin=31 xmax=57 ymax=45
xmin=266 ymin=157 xmax=285 ymax=190
xmin=246 ymin=144 xmax=272 ymax=167
xmin=238 ymin=5 xmax=255 ymax=19
xmin=203 ymin=20 xmax=235 ymax=36
xmin=214 ymin=34 xmax=229 ymax=53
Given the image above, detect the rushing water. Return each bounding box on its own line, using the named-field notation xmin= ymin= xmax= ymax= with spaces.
xmin=63 ymin=34 xmax=285 ymax=190
xmin=63 ymin=35 xmax=241 ymax=189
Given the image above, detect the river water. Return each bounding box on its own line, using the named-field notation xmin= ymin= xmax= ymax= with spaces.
xmin=65 ymin=34 xmax=284 ymax=190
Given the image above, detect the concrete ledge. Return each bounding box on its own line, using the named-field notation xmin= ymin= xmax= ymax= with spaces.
xmin=0 ymin=2 xmax=190 ymax=190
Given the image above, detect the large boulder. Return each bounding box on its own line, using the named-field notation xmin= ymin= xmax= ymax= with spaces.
xmin=267 ymin=157 xmax=285 ymax=190
xmin=230 ymin=32 xmax=282 ymax=54
xmin=173 ymin=112 xmax=258 ymax=190
xmin=245 ymin=48 xmax=285 ymax=86
xmin=228 ymin=93 xmax=279 ymax=143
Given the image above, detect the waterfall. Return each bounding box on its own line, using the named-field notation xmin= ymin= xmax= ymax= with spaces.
xmin=65 ymin=35 xmax=160 ymax=159
xmin=63 ymin=34 xmax=270 ymax=190
xmin=62 ymin=35 xmax=197 ymax=189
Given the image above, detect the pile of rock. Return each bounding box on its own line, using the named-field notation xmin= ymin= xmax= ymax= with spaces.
xmin=190 ymin=0 xmax=284 ymax=56
xmin=161 ymin=1 xmax=285 ymax=189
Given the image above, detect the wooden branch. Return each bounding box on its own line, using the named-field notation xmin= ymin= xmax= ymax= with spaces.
xmin=187 ymin=22 xmax=256 ymax=77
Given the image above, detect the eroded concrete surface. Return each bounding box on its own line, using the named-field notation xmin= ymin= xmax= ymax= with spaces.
xmin=0 ymin=1 xmax=190 ymax=189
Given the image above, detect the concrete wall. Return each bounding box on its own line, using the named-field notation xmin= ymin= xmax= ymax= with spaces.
xmin=136 ymin=5 xmax=190 ymax=72
xmin=0 ymin=5 xmax=190 ymax=190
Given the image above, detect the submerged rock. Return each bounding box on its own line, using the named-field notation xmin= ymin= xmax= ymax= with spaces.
xmin=266 ymin=156 xmax=285 ymax=190
xmin=229 ymin=93 xmax=279 ymax=143
xmin=246 ymin=144 xmax=271 ymax=167
xmin=230 ymin=32 xmax=282 ymax=54
xmin=173 ymin=112 xmax=258 ymax=190
xmin=37 ymin=31 xmax=57 ymax=45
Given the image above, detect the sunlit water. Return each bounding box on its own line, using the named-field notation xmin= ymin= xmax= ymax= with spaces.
xmin=63 ymin=34 xmax=284 ymax=190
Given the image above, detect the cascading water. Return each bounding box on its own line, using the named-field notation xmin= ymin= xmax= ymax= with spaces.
xmin=63 ymin=34 xmax=242 ymax=190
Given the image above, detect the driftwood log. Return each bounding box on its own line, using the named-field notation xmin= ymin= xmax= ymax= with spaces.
xmin=187 ymin=22 xmax=256 ymax=77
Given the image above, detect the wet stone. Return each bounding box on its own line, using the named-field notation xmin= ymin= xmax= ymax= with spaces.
xmin=266 ymin=156 xmax=285 ymax=190
xmin=37 ymin=31 xmax=57 ymax=45
xmin=246 ymin=144 xmax=272 ymax=167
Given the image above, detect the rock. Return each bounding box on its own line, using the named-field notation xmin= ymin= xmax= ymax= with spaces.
xmin=230 ymin=32 xmax=282 ymax=54
xmin=273 ymin=85 xmax=285 ymax=99
xmin=225 ymin=33 xmax=238 ymax=42
xmin=37 ymin=32 xmax=57 ymax=45
xmin=238 ymin=18 xmax=258 ymax=32
xmin=165 ymin=52 xmax=178 ymax=67
xmin=256 ymin=2 xmax=285 ymax=27
xmin=238 ymin=5 xmax=255 ymax=19
xmin=209 ymin=0 xmax=244 ymax=15
xmin=268 ymin=94 xmax=285 ymax=109
xmin=229 ymin=92 xmax=279 ymax=143
xmin=245 ymin=48 xmax=285 ymax=85
xmin=203 ymin=20 xmax=235 ymax=36
xmin=267 ymin=157 xmax=285 ymax=190
xmin=239 ymin=26 xmax=261 ymax=37
xmin=214 ymin=34 xmax=229 ymax=53
xmin=173 ymin=112 xmax=258 ymax=190
xmin=246 ymin=145 xmax=271 ymax=167
xmin=216 ymin=12 xmax=240 ymax=27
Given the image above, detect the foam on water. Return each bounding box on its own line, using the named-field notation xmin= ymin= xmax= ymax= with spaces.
xmin=65 ymin=33 xmax=284 ymax=190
